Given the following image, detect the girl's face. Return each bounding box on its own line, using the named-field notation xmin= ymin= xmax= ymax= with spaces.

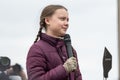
xmin=45 ymin=8 xmax=69 ymax=38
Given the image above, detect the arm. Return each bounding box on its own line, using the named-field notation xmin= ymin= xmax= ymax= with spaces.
xmin=26 ymin=45 xmax=68 ymax=80
xmin=19 ymin=70 xmax=27 ymax=80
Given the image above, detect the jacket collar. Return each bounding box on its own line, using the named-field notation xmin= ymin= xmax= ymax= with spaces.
xmin=41 ymin=33 xmax=65 ymax=47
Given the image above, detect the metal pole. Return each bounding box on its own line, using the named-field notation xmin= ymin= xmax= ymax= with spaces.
xmin=118 ymin=0 xmax=120 ymax=79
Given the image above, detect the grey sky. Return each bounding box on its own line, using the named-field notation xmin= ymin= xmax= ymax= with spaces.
xmin=0 ymin=0 xmax=118 ymax=80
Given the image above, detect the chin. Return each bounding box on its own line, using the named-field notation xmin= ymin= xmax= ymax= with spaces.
xmin=60 ymin=33 xmax=66 ymax=37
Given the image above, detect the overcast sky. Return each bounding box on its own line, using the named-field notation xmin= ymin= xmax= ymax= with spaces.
xmin=0 ymin=0 xmax=118 ymax=80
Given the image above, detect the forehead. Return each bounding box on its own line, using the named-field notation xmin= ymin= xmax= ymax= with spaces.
xmin=53 ymin=8 xmax=69 ymax=17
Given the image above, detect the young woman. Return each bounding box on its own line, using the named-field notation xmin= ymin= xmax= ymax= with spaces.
xmin=26 ymin=4 xmax=82 ymax=80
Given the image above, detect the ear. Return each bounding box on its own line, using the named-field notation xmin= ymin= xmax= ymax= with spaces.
xmin=45 ymin=17 xmax=50 ymax=25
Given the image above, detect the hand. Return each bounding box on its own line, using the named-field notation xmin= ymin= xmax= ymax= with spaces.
xmin=63 ymin=57 xmax=77 ymax=73
xmin=5 ymin=67 xmax=14 ymax=75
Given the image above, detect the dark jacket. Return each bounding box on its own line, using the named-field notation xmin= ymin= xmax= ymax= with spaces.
xmin=0 ymin=72 xmax=9 ymax=80
xmin=26 ymin=33 xmax=82 ymax=80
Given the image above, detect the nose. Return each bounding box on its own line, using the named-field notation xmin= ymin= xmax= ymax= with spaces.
xmin=64 ymin=20 xmax=69 ymax=27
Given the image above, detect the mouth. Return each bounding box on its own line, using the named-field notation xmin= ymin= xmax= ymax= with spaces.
xmin=63 ymin=26 xmax=68 ymax=30
xmin=62 ymin=28 xmax=67 ymax=31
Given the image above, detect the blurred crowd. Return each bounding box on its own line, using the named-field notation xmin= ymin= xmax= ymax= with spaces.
xmin=0 ymin=56 xmax=27 ymax=80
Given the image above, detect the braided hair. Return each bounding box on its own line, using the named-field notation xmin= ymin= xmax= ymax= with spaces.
xmin=34 ymin=5 xmax=67 ymax=43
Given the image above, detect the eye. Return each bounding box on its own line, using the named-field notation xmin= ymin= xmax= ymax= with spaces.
xmin=59 ymin=17 xmax=69 ymax=22
xmin=59 ymin=17 xmax=66 ymax=21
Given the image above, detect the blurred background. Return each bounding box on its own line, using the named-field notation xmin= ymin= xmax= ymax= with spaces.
xmin=0 ymin=0 xmax=118 ymax=80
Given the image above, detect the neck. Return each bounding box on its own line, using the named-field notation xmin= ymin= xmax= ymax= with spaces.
xmin=45 ymin=32 xmax=64 ymax=39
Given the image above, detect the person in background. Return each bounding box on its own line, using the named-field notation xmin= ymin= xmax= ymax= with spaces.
xmin=8 ymin=64 xmax=27 ymax=80
xmin=26 ymin=4 xmax=82 ymax=80
xmin=0 ymin=56 xmax=27 ymax=80
xmin=0 ymin=63 xmax=27 ymax=80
